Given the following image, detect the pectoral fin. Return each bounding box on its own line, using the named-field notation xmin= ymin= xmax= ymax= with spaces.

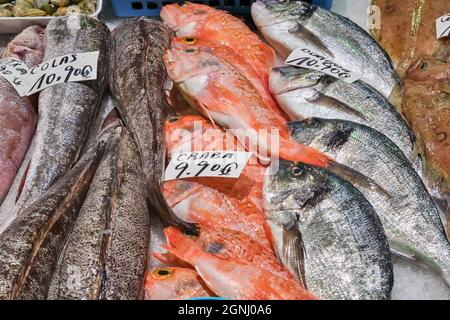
xmin=281 ymin=225 xmax=307 ymax=288
xmin=289 ymin=23 xmax=335 ymax=59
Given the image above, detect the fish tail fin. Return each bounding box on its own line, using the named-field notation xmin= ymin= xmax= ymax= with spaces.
xmin=163 ymin=227 xmax=204 ymax=266
xmin=278 ymin=139 xmax=332 ymax=168
xmin=326 ymin=160 xmax=391 ymax=198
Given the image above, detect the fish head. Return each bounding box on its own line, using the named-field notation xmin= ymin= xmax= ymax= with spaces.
xmin=269 ymin=66 xmax=323 ymax=95
xmin=251 ymin=0 xmax=315 ymax=28
xmin=161 ymin=2 xmax=215 ymax=33
xmin=2 ymin=25 xmax=45 ymax=66
xmin=171 ymin=36 xmax=215 ymax=54
xmin=164 ymin=48 xmax=223 ymax=84
xmin=145 ymin=267 xmax=207 ymax=300
xmin=264 ymin=160 xmax=330 ymax=224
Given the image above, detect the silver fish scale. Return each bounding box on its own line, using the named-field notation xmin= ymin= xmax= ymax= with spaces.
xmin=264 ymin=161 xmax=393 ymax=300
xmin=290 ymin=118 xmax=450 ymax=287
xmin=271 ymin=66 xmax=415 ymax=161
xmin=253 ymin=1 xmax=398 ymax=97
xmin=15 ymin=15 xmax=110 ymax=214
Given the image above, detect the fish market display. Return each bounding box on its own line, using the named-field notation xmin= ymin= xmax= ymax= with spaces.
xmin=0 ymin=0 xmax=98 ymax=17
xmin=163 ymin=227 xmax=316 ymax=300
xmin=0 ymin=26 xmax=44 ymax=206
xmin=110 ymin=17 xmax=195 ymax=233
xmin=48 ymin=127 xmax=150 ymax=300
xmin=269 ymin=66 xmax=416 ymax=160
xmin=290 ymin=118 xmax=450 ymax=286
xmin=0 ymin=137 xmax=106 ymax=299
xmin=0 ymin=0 xmax=447 ymax=300
xmin=161 ymin=2 xmax=276 ymax=85
xmin=15 ymin=14 xmax=110 ymax=214
xmin=264 ymin=161 xmax=393 ymax=300
xmin=144 ymin=267 xmax=213 ymax=300
xmin=251 ymin=0 xmax=399 ymax=98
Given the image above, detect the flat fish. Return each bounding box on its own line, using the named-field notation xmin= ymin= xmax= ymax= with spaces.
xmin=109 ymin=17 xmax=196 ymax=233
xmin=0 ymin=135 xmax=107 ymax=299
xmin=0 ymin=26 xmax=45 ymax=206
xmin=290 ymin=118 xmax=450 ymax=287
xmin=15 ymin=14 xmax=110 ymax=213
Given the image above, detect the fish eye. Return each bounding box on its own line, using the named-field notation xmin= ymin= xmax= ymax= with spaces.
xmin=184 ymin=48 xmax=196 ymax=54
xmin=152 ymin=268 xmax=173 ymax=279
xmin=183 ymin=228 xmax=199 ymax=239
xmin=290 ymin=164 xmax=304 ymax=177
xmin=183 ymin=37 xmax=197 ymax=44
xmin=168 ymin=117 xmax=179 ymax=123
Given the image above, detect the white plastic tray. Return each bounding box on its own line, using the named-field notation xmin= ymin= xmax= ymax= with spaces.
xmin=0 ymin=0 xmax=103 ymax=34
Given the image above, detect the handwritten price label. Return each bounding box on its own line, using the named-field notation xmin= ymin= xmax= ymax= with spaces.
xmin=0 ymin=51 xmax=99 ymax=97
xmin=164 ymin=151 xmax=253 ymax=181
xmin=436 ymin=14 xmax=450 ymax=39
xmin=285 ymin=48 xmax=361 ymax=84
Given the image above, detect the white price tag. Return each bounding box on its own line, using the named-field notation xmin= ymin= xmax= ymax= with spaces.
xmin=164 ymin=151 xmax=253 ymax=181
xmin=0 ymin=51 xmax=99 ymax=97
xmin=285 ymin=47 xmax=362 ymax=84
xmin=436 ymin=14 xmax=450 ymax=39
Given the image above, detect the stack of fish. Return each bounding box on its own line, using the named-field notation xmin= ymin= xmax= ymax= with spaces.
xmin=0 ymin=0 xmax=448 ymax=300
xmin=157 ymin=1 xmax=450 ymax=300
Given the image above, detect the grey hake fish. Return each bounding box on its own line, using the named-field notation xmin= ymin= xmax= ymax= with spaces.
xmin=48 ymin=124 xmax=150 ymax=300
xmin=0 ymin=137 xmax=107 ymax=299
xmin=269 ymin=66 xmax=416 ymax=161
xmin=251 ymin=0 xmax=399 ymax=98
xmin=290 ymin=118 xmax=450 ymax=286
xmin=109 ymin=17 xmax=197 ymax=233
xmin=15 ymin=14 xmax=110 ymax=213
xmin=264 ymin=161 xmax=393 ymax=300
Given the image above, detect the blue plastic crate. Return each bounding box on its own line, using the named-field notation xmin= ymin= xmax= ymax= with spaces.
xmin=112 ymin=0 xmax=332 ymax=17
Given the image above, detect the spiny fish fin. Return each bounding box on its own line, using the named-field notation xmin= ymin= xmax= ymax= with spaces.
xmin=327 ymin=160 xmax=391 ymax=199
xmin=281 ymin=226 xmax=307 ymax=288
xmin=308 ymin=90 xmax=366 ymax=120
xmin=289 ymin=23 xmax=335 ymax=59
xmin=197 ymin=102 xmax=216 ymax=127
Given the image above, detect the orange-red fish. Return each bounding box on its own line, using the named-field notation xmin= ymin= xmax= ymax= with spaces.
xmin=160 ymin=226 xmax=292 ymax=280
xmin=164 ymin=47 xmax=331 ymax=167
xmin=164 ymin=115 xmax=265 ymax=210
xmin=161 ymin=2 xmax=275 ymax=85
xmin=144 ymin=267 xmax=214 ymax=300
xmin=163 ymin=228 xmax=316 ymax=300
xmin=171 ymin=36 xmax=285 ymax=117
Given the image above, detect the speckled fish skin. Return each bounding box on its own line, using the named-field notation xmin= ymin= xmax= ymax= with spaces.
xmin=269 ymin=66 xmax=416 ymax=161
xmin=289 ymin=118 xmax=450 ymax=287
xmin=264 ymin=161 xmax=393 ymax=300
xmin=109 ymin=17 xmax=196 ymax=233
xmin=251 ymin=0 xmax=399 ymax=98
xmin=15 ymin=14 xmax=110 ymax=213
xmin=0 ymin=26 xmax=44 ymax=206
xmin=48 ymin=126 xmax=150 ymax=300
xmin=0 ymin=137 xmax=106 ymax=300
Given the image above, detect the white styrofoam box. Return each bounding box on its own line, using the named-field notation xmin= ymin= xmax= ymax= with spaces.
xmin=0 ymin=0 xmax=103 ymax=34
